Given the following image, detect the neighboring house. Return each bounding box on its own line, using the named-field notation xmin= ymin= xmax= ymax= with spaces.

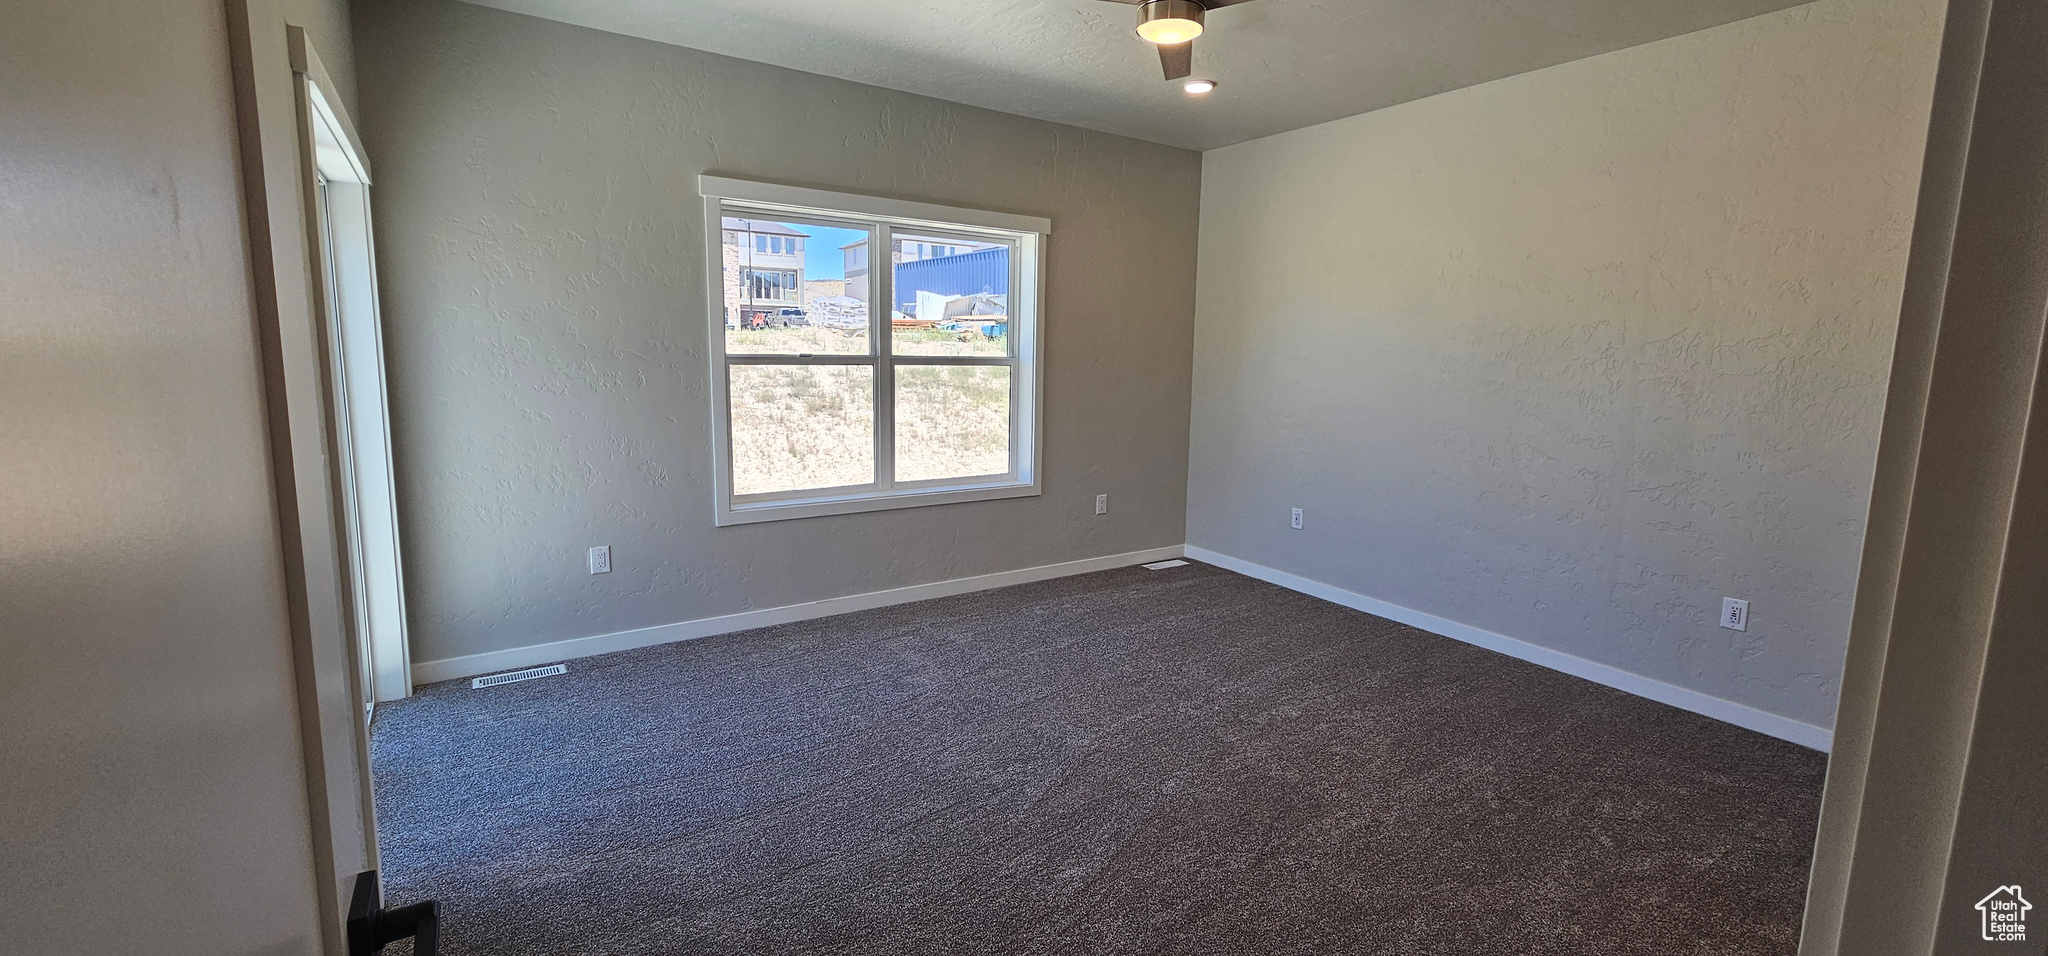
xmin=722 ymin=217 xmax=806 ymax=327
xmin=1976 ymin=886 xmax=2031 ymax=942
xmin=841 ymin=237 xmax=870 ymax=300
xmin=841 ymin=235 xmax=1000 ymax=301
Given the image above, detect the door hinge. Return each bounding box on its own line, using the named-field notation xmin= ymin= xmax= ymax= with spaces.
xmin=348 ymin=870 xmax=440 ymax=956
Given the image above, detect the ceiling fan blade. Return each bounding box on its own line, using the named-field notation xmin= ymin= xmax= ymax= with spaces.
xmin=1158 ymin=41 xmax=1192 ymax=80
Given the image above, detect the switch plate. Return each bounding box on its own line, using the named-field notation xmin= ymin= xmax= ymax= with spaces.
xmin=1291 ymin=507 xmax=1304 ymax=530
xmin=1095 ymin=494 xmax=1108 ymax=516
xmin=1720 ymin=597 xmax=1749 ymax=632
xmin=589 ymin=545 xmax=611 ymax=575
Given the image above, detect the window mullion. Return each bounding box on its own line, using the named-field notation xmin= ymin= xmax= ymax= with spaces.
xmin=725 ymin=353 xmax=876 ymax=366
xmin=884 ymin=356 xmax=1015 ymax=368
xmin=874 ymin=221 xmax=895 ymax=492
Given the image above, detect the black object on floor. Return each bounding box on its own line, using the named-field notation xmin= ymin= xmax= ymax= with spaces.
xmin=371 ymin=562 xmax=1825 ymax=955
xmin=349 ymin=869 xmax=440 ymax=956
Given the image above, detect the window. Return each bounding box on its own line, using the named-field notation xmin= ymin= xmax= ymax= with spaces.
xmin=745 ymin=269 xmax=799 ymax=302
xmin=702 ymin=176 xmax=1047 ymax=525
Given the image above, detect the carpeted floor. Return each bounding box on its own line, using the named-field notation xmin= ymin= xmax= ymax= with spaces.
xmin=371 ymin=561 xmax=1827 ymax=955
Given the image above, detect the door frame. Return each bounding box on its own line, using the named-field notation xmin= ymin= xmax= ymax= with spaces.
xmin=225 ymin=5 xmax=382 ymax=952
xmin=302 ymin=45 xmax=413 ymax=710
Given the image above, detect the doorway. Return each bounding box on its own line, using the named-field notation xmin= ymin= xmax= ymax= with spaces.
xmin=305 ymin=75 xmax=411 ymax=714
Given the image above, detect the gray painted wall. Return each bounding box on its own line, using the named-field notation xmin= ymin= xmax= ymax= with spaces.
xmin=1811 ymin=0 xmax=2048 ymax=950
xmin=352 ymin=0 xmax=1201 ymax=668
xmin=1185 ymin=0 xmax=1946 ymax=732
xmin=0 ymin=0 xmax=356 ymax=951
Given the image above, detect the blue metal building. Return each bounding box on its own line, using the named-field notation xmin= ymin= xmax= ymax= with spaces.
xmin=894 ymin=247 xmax=1009 ymax=312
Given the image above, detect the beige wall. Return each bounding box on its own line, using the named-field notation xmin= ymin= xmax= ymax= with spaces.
xmin=284 ymin=0 xmax=358 ymax=115
xmin=1805 ymin=0 xmax=2048 ymax=950
xmin=351 ymin=0 xmax=1201 ymax=668
xmin=1186 ymin=0 xmax=1946 ymax=735
xmin=0 ymin=0 xmax=356 ymax=952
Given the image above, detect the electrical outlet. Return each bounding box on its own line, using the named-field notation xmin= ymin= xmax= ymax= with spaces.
xmin=1720 ymin=597 xmax=1749 ymax=632
xmin=1095 ymin=494 xmax=1108 ymax=516
xmin=588 ymin=545 xmax=611 ymax=575
xmin=1291 ymin=507 xmax=1304 ymax=530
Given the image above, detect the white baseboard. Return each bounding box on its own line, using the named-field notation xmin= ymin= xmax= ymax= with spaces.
xmin=1183 ymin=546 xmax=1834 ymax=752
xmin=410 ymin=545 xmax=1187 ymax=685
xmin=415 ymin=539 xmax=1832 ymax=753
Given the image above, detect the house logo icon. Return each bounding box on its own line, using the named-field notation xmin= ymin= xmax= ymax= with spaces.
xmin=1975 ymin=885 xmax=2030 ymax=942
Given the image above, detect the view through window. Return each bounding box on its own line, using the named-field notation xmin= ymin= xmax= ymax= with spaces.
xmin=707 ymin=183 xmax=1044 ymax=523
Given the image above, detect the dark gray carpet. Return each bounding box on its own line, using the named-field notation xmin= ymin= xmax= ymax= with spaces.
xmin=371 ymin=561 xmax=1826 ymax=955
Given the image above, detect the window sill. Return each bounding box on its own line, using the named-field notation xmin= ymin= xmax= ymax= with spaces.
xmin=715 ymin=479 xmax=1039 ymax=526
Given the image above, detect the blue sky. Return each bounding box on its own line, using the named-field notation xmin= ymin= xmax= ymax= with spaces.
xmin=790 ymin=224 xmax=866 ymax=280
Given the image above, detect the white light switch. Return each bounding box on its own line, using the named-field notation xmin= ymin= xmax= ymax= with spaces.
xmin=1721 ymin=597 xmax=1749 ymax=632
xmin=589 ymin=545 xmax=611 ymax=575
xmin=1095 ymin=494 xmax=1108 ymax=516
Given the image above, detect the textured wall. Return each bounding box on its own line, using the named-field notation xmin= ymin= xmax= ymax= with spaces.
xmin=0 ymin=0 xmax=344 ymax=951
xmin=1186 ymin=0 xmax=1946 ymax=731
xmin=353 ymin=0 xmax=1201 ymax=666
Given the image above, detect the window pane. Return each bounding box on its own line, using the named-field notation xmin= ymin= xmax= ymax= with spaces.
xmin=722 ymin=216 xmax=869 ymax=355
xmin=730 ymin=364 xmax=875 ymax=495
xmin=894 ymin=365 xmax=1011 ymax=482
xmin=892 ymin=233 xmax=1009 ymax=357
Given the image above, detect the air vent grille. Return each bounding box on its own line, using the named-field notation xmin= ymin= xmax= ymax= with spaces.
xmin=1143 ymin=559 xmax=1189 ymax=570
xmin=471 ymin=664 xmax=567 ymax=689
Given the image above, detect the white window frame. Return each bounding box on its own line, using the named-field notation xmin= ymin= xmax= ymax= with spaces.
xmin=701 ymin=176 xmax=1049 ymax=526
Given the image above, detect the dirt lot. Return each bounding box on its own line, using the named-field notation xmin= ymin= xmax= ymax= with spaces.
xmin=725 ymin=325 xmax=1005 ymax=358
xmin=727 ymin=327 xmax=1011 ymax=495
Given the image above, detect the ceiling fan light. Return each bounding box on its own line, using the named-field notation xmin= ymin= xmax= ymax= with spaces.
xmin=1135 ymin=0 xmax=1205 ymax=45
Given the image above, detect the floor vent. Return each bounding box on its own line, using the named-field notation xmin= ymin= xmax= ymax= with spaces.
xmin=471 ymin=664 xmax=567 ymax=689
xmin=1144 ymin=559 xmax=1190 ymax=570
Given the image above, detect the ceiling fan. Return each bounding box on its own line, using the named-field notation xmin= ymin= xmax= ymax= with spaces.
xmin=1099 ymin=0 xmax=1260 ymax=83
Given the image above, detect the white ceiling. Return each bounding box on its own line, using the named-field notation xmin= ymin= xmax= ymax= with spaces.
xmin=456 ymin=0 xmax=1813 ymax=151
